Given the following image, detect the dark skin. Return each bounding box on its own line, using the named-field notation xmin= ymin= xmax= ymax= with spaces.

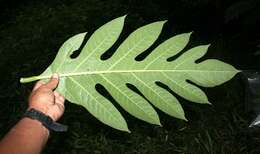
xmin=0 ymin=73 xmax=65 ymax=154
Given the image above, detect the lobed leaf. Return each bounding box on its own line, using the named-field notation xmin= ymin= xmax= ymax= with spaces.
xmin=20 ymin=16 xmax=240 ymax=132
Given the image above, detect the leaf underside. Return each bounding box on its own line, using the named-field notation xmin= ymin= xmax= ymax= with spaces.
xmin=21 ymin=16 xmax=239 ymax=132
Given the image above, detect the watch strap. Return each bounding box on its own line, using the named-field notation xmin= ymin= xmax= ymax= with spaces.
xmin=24 ymin=108 xmax=68 ymax=132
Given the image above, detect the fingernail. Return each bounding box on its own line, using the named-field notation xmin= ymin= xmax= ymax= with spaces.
xmin=52 ymin=73 xmax=59 ymax=79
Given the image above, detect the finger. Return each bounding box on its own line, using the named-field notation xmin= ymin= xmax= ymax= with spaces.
xmin=54 ymin=91 xmax=60 ymax=97
xmin=54 ymin=91 xmax=64 ymax=101
xmin=45 ymin=73 xmax=59 ymax=90
xmin=56 ymin=101 xmax=65 ymax=110
xmin=58 ymin=95 xmax=64 ymax=101
xmin=55 ymin=98 xmax=65 ymax=111
xmin=55 ymin=95 xmax=65 ymax=105
xmin=51 ymin=104 xmax=65 ymax=120
xmin=32 ymin=81 xmax=45 ymax=91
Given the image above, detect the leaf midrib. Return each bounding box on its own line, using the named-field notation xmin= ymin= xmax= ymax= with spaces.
xmin=36 ymin=69 xmax=238 ymax=80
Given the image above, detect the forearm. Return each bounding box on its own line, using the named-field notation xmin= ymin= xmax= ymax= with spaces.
xmin=0 ymin=117 xmax=49 ymax=154
xmin=0 ymin=74 xmax=64 ymax=154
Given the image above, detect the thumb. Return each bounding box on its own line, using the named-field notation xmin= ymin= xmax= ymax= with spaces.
xmin=45 ymin=73 xmax=59 ymax=90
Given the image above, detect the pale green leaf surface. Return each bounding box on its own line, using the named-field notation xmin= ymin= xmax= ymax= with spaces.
xmin=20 ymin=16 xmax=239 ymax=132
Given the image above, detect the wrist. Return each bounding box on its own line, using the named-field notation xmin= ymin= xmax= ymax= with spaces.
xmin=21 ymin=117 xmax=50 ymax=137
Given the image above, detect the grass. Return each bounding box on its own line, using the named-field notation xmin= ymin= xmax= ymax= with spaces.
xmin=0 ymin=0 xmax=259 ymax=153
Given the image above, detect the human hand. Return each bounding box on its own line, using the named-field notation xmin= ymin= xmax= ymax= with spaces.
xmin=28 ymin=73 xmax=65 ymax=121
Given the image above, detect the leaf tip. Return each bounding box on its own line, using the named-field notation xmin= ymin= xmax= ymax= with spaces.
xmin=80 ymin=32 xmax=88 ymax=36
xmin=158 ymin=20 xmax=168 ymax=26
xmin=205 ymin=44 xmax=211 ymax=49
xmin=151 ymin=20 xmax=167 ymax=27
xmin=183 ymin=116 xmax=188 ymax=122
xmin=150 ymin=20 xmax=167 ymax=33
xmin=200 ymin=98 xmax=211 ymax=105
xmin=120 ymin=127 xmax=131 ymax=133
xmin=162 ymin=20 xmax=168 ymax=24
xmin=206 ymin=101 xmax=212 ymax=105
xmin=236 ymin=69 xmax=242 ymax=73
xmin=187 ymin=31 xmax=193 ymax=36
xmin=117 ymin=122 xmax=131 ymax=133
xmin=126 ymin=129 xmax=131 ymax=133
xmin=119 ymin=14 xmax=127 ymax=21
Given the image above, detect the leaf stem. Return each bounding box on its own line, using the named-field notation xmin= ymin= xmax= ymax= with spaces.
xmin=20 ymin=75 xmax=50 ymax=83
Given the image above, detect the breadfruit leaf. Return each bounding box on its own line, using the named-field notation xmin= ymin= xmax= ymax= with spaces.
xmin=20 ymin=16 xmax=240 ymax=132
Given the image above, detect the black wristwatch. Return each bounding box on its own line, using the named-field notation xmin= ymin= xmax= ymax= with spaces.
xmin=24 ymin=108 xmax=68 ymax=132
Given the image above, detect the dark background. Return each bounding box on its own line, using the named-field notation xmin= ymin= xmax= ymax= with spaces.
xmin=0 ymin=0 xmax=260 ymax=153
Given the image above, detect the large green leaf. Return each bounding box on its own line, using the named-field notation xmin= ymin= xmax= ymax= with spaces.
xmin=20 ymin=16 xmax=240 ymax=132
